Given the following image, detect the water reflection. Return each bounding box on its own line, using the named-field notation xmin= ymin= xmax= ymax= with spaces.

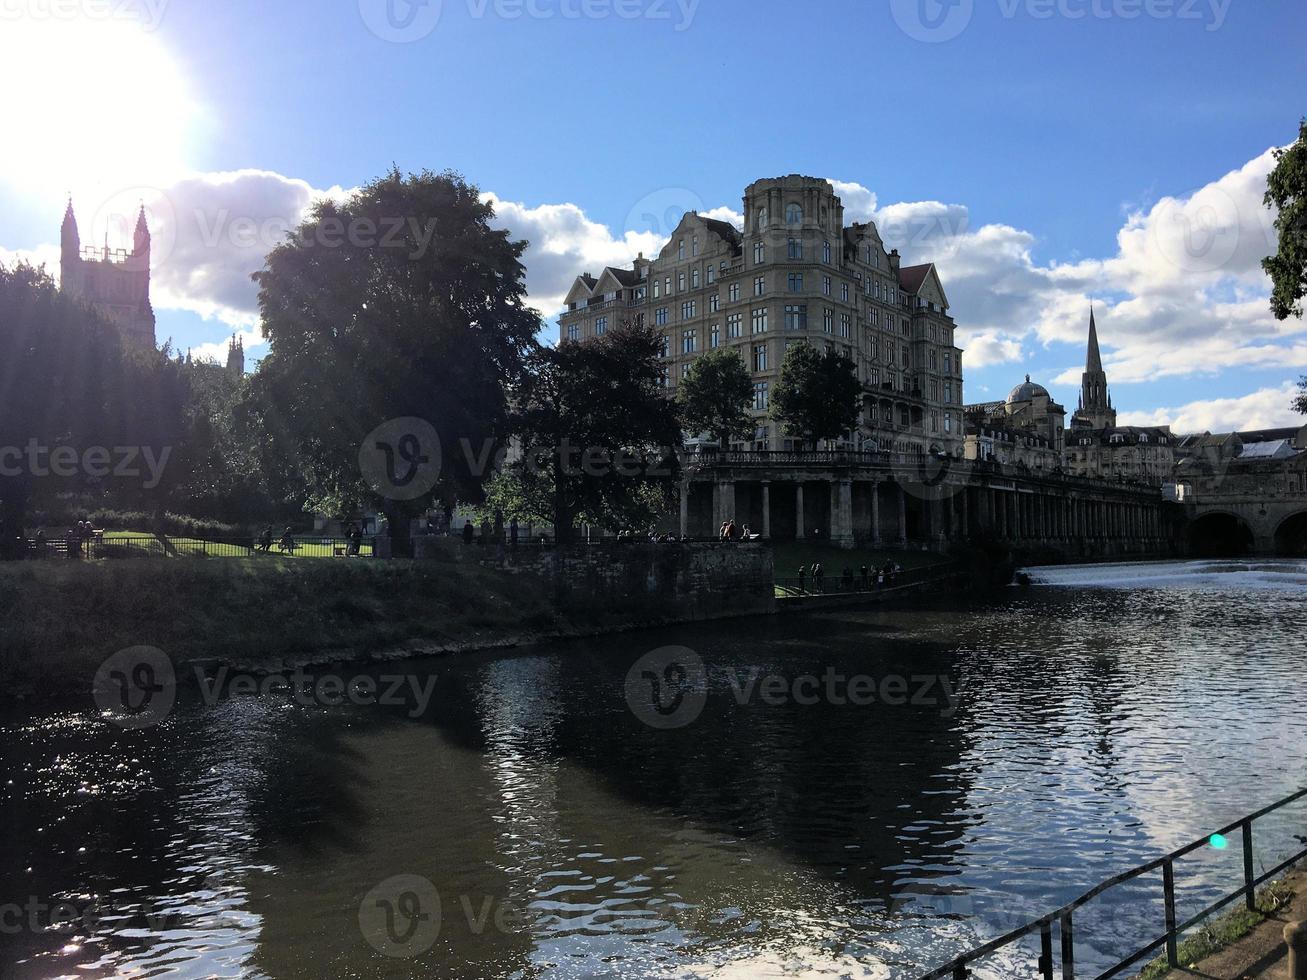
xmin=2 ymin=561 xmax=1306 ymax=978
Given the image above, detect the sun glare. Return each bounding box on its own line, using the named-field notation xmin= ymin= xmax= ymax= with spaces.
xmin=0 ymin=18 xmax=198 ymax=202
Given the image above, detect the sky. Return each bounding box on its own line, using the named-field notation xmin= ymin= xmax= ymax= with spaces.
xmin=1 ymin=0 xmax=1305 ymax=433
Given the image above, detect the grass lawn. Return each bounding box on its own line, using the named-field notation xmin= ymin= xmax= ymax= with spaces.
xmin=98 ymin=530 xmax=374 ymax=559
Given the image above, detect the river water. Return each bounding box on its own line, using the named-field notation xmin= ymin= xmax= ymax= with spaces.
xmin=3 ymin=559 xmax=1307 ymax=979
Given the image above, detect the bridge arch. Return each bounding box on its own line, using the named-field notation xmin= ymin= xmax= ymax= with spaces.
xmin=1187 ymin=511 xmax=1254 ymax=557
xmin=1274 ymin=510 xmax=1307 ymax=556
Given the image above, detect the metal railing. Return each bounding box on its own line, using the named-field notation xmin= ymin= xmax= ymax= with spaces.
xmin=919 ymin=787 xmax=1307 ymax=980
xmin=776 ymin=564 xmax=950 ymax=596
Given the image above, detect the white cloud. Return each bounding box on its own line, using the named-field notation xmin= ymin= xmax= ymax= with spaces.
xmin=963 ymin=332 xmax=1025 ymax=369
xmin=1118 ymin=382 xmax=1304 ymax=433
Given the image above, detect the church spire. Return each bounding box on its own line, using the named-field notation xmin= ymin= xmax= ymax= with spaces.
xmin=1086 ymin=305 xmax=1103 ymax=374
xmin=132 ymin=204 xmax=151 ymax=258
xmin=61 ymin=198 xmax=80 ymax=257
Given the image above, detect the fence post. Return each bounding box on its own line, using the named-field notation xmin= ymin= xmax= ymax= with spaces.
xmin=1060 ymin=911 xmax=1075 ymax=979
xmin=1285 ymin=921 xmax=1307 ymax=980
xmin=1163 ymin=858 xmax=1179 ymax=966
xmin=1243 ymin=820 xmax=1256 ymax=912
xmin=1040 ymin=921 xmax=1054 ymax=979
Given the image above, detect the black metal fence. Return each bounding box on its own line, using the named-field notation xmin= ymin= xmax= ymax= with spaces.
xmin=776 ymin=564 xmax=949 ymax=596
xmin=919 ymin=787 xmax=1307 ymax=979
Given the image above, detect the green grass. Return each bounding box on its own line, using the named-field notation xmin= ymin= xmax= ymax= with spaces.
xmin=97 ymin=530 xmax=374 ymax=559
xmin=1134 ymin=876 xmax=1296 ymax=979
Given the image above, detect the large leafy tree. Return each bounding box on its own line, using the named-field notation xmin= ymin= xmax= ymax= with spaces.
xmin=675 ymin=347 xmax=754 ymax=446
xmin=1294 ymin=377 xmax=1307 ymax=416
xmin=770 ymin=341 xmax=862 ymax=448
xmin=1264 ymin=119 xmax=1307 ymax=322
xmin=486 ymin=323 xmax=682 ymax=542
xmin=251 ymin=169 xmax=540 ymax=551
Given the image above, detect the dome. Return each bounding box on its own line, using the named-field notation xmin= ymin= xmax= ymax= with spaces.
xmin=1007 ymin=375 xmax=1049 ymax=404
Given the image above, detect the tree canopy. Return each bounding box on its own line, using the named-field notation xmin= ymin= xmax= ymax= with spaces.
xmin=1263 ymin=118 xmax=1307 ymax=322
xmin=770 ymin=341 xmax=862 ymax=448
xmin=251 ymin=168 xmax=541 ymax=546
xmin=675 ymin=347 xmax=754 ymax=446
xmin=485 ymin=323 xmax=682 ymax=541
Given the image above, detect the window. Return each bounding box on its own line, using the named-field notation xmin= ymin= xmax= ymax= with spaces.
xmin=658 ymin=366 xmax=668 ymax=388
xmin=659 ymin=335 xmax=669 ymax=357
xmin=652 ymin=279 xmax=660 ymax=299
xmin=753 ymin=381 xmax=769 ymax=410
xmin=945 ymin=381 xmax=954 ymax=404
xmin=901 ymin=318 xmax=910 ymax=336
xmin=787 ymin=273 xmax=803 ymax=293
xmin=944 ymin=352 xmax=952 ymax=374
xmin=682 ymin=329 xmax=697 ymax=354
xmin=752 ymin=343 xmax=768 ymax=371
xmin=566 ymin=323 xmax=579 ymax=341
xmin=634 ymin=285 xmax=646 ymax=304
xmin=751 ymin=307 xmax=769 ymax=334
xmin=677 ymin=240 xmax=685 ymax=260
xmin=822 ymin=241 xmax=832 ymax=264
xmin=706 ymin=265 xmax=716 ymax=284
xmin=929 ymin=350 xmax=938 ymax=370
xmin=595 ymin=316 xmax=607 ymax=335
xmin=840 ymin=313 xmax=851 ymax=338
xmin=944 ymin=412 xmax=953 ymax=434
xmin=728 ymin=283 xmax=740 ymax=302
xmin=726 ymin=313 xmax=743 ymax=338
xmin=754 ymin=276 xmax=766 ymax=296
xmin=822 ymin=308 xmax=834 ymax=333
xmin=665 ymin=277 xmax=672 ymax=296
xmin=681 ymin=300 xmax=696 ymax=320
xmin=691 ymin=268 xmax=700 ymax=289
xmin=655 ymin=307 xmax=669 ymax=326
xmin=754 ymin=241 xmax=765 ymax=264
xmin=709 ymin=322 xmax=720 ymax=348
xmin=841 ymin=282 xmax=850 ymax=302
xmin=709 ymin=293 xmax=720 ymax=313
xmin=678 ymin=272 xmax=686 ymax=292
xmin=692 ymin=236 xmax=700 ymax=257
xmin=785 ymin=203 xmax=802 ymax=224
xmin=822 ymin=275 xmax=832 ymax=296
xmin=785 ymin=304 xmax=807 ymax=330
xmin=755 ymin=207 xmax=768 ymax=230
xmin=787 ymin=238 xmax=803 ymax=259
xmin=681 ymin=362 xmax=691 ymax=379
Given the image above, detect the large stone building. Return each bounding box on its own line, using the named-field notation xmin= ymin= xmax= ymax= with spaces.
xmin=558 ymin=175 xmax=966 ymax=457
xmin=59 ymin=200 xmax=156 ymax=349
xmin=1065 ymin=309 xmax=1174 ymax=485
xmin=963 ymin=375 xmax=1066 ymax=473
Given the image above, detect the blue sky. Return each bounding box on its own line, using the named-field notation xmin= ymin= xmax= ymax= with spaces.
xmin=2 ymin=0 xmax=1305 ymax=431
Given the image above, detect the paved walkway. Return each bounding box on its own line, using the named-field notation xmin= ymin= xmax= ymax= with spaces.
xmin=1150 ymin=871 xmax=1303 ymax=979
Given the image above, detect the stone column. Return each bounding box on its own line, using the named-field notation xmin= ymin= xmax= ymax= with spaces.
xmin=833 ymin=479 xmax=854 ymax=549
xmin=711 ymin=482 xmax=722 ymax=532
xmin=795 ymin=483 xmax=805 ymax=539
xmin=896 ymin=482 xmax=907 ymax=544
xmin=679 ymin=483 xmax=690 ymax=538
xmin=761 ymin=481 xmax=772 ymax=539
xmin=871 ymin=480 xmax=881 ymax=546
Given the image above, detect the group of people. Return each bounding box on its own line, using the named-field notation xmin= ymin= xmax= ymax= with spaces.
xmin=718 ymin=520 xmax=760 ymax=542
xmin=616 ymin=529 xmax=690 ymax=543
xmin=796 ymin=559 xmax=904 ymax=594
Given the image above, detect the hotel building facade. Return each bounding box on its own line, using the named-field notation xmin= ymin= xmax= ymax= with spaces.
xmin=558 ymin=175 xmax=966 ymax=458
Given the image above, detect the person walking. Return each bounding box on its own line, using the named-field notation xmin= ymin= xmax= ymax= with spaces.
xmin=797 ymin=564 xmax=807 ymax=594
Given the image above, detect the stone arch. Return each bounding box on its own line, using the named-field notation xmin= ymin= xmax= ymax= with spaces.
xmin=1187 ymin=511 xmax=1254 ymax=557
xmin=1273 ymin=510 xmax=1307 ymax=556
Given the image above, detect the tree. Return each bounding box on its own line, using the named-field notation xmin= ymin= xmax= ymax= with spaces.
xmin=251 ymin=169 xmax=540 ymax=552
xmin=770 ymin=341 xmax=862 ymax=449
xmin=0 ymin=262 xmax=187 ymax=557
xmin=486 ymin=323 xmax=682 ymax=542
xmin=675 ymin=347 xmax=754 ymax=447
xmin=1295 ymin=376 xmax=1307 ymax=416
xmin=1263 ymin=118 xmax=1307 ymax=321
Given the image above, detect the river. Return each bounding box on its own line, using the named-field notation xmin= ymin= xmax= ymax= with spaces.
xmin=2 ymin=558 xmax=1306 ymax=979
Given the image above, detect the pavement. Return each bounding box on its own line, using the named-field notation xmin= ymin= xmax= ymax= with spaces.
xmin=1151 ymin=871 xmax=1304 ymax=980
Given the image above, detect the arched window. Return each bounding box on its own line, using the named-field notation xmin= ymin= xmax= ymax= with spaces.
xmin=786 ymin=203 xmax=803 ymax=225
xmin=755 ymin=207 xmax=768 ymax=230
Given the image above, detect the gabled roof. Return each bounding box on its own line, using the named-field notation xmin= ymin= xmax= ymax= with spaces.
xmin=563 ymin=275 xmax=596 ymax=307
xmin=701 ymin=217 xmax=742 ymax=248
xmin=897 ymin=263 xmax=949 ymax=311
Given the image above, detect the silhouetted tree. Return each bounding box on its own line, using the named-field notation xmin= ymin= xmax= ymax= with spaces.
xmin=770 ymin=341 xmax=861 ymax=449
xmin=675 ymin=347 xmax=754 ymax=447
xmin=1264 ymin=118 xmax=1307 ymax=321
